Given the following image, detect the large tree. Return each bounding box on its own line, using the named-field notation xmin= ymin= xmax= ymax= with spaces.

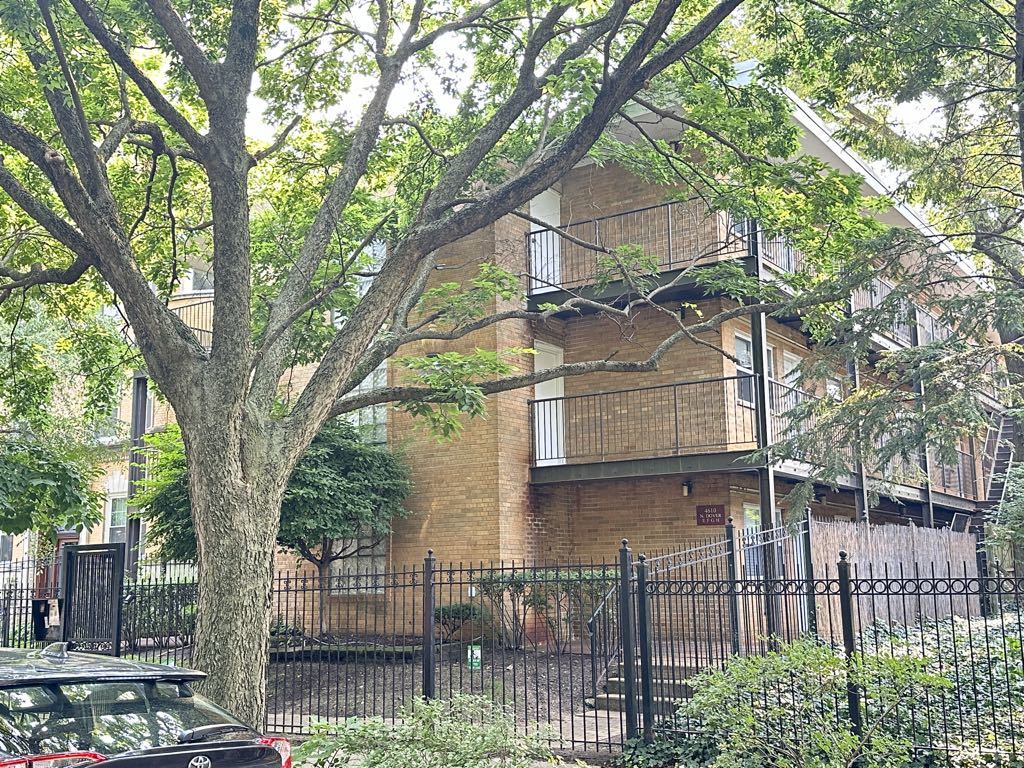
xmin=750 ymin=0 xmax=1024 ymax=476
xmin=136 ymin=420 xmax=411 ymax=579
xmin=0 ymin=0 xmax=930 ymax=725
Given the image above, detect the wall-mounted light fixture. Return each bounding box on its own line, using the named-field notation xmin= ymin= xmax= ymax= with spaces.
xmin=681 ymin=480 xmax=693 ymax=497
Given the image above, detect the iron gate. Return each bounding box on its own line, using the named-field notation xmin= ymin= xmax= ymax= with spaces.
xmin=60 ymin=543 xmax=126 ymax=655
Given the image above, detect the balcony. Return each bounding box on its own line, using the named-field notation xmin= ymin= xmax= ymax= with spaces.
xmin=169 ymin=299 xmax=213 ymax=349
xmin=528 ymin=201 xmax=736 ymax=294
xmin=930 ymin=447 xmax=980 ymax=501
xmin=530 ymin=375 xmax=982 ymax=503
xmin=526 ymin=203 xmax=810 ymax=296
xmin=851 ymin=276 xmax=916 ymax=346
xmin=531 ymin=376 xmax=758 ymax=467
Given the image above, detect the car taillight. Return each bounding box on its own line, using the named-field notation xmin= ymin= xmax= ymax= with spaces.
xmin=257 ymin=737 xmax=292 ymax=768
xmin=0 ymin=753 xmax=106 ymax=768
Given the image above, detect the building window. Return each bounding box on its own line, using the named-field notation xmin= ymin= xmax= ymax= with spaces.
xmin=741 ymin=502 xmax=764 ymax=578
xmin=357 ymin=241 xmax=385 ymax=298
xmin=344 ymin=361 xmax=387 ymax=444
xmin=735 ymin=333 xmax=775 ymax=406
xmin=95 ymin=397 xmax=125 ymax=445
xmin=328 ymin=241 xmax=385 ymax=329
xmin=330 ymin=536 xmax=387 ymax=594
xmin=0 ymin=535 xmax=13 ymax=562
xmin=107 ymin=497 xmax=128 ymax=544
xmin=782 ymin=352 xmax=801 ymax=387
xmin=143 ymin=389 xmax=156 ymax=432
xmin=190 ymin=266 xmax=215 ymax=293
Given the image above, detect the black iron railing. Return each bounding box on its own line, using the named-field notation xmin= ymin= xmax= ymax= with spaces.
xmin=526 ymin=203 xmax=807 ymax=295
xmin=526 ymin=201 xmax=733 ymax=294
xmin=532 ymin=375 xmax=980 ymax=497
xmin=6 ymin=526 xmax=1015 ymax=757
xmin=169 ymin=299 xmax=213 ymax=349
xmin=530 ymin=375 xmax=758 ymax=465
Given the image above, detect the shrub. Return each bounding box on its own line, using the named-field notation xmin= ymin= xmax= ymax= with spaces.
xmin=269 ymin=616 xmax=307 ymax=648
xmin=613 ymin=736 xmax=715 ymax=768
xmin=473 ymin=567 xmax=615 ymax=651
xmin=296 ymin=695 xmax=552 ymax=768
xmin=676 ymin=637 xmax=950 ymax=768
xmin=860 ymin=612 xmax=1024 ymax=761
xmin=435 ymin=602 xmax=487 ymax=642
xmin=122 ymin=581 xmax=198 ymax=650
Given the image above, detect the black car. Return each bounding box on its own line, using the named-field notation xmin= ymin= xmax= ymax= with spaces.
xmin=0 ymin=644 xmax=290 ymax=768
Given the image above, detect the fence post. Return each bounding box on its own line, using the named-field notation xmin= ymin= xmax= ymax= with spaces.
xmin=422 ymin=549 xmax=437 ymax=701
xmin=635 ymin=555 xmax=655 ymax=744
xmin=802 ymin=508 xmax=818 ymax=637
xmin=976 ymin=537 xmax=990 ymax=618
xmin=725 ymin=518 xmax=741 ymax=655
xmin=618 ymin=539 xmax=639 ymax=741
xmin=837 ymin=551 xmax=862 ymax=736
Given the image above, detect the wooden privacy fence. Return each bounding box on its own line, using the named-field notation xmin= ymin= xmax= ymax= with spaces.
xmin=809 ymin=516 xmax=980 ymax=576
xmin=808 ymin=517 xmax=982 ymax=640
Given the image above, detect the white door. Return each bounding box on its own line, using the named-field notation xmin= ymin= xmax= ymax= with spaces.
xmin=529 ymin=189 xmax=562 ymax=292
xmin=534 ymin=341 xmax=565 ymax=465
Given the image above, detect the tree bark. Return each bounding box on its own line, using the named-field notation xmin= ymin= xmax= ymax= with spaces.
xmin=183 ymin=421 xmax=285 ymax=728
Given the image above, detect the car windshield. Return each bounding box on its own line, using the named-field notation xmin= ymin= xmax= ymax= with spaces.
xmin=0 ymin=680 xmax=238 ymax=756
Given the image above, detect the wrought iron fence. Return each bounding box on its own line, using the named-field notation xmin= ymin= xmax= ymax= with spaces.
xmin=4 ymin=529 xmax=1018 ymax=759
xmin=626 ymin=532 xmax=1024 ymax=761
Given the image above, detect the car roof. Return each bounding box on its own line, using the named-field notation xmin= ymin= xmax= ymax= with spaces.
xmin=0 ymin=644 xmax=206 ymax=687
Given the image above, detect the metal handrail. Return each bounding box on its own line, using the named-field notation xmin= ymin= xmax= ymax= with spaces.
xmin=527 ymin=200 xmax=688 ymax=235
xmin=528 ymin=374 xmax=753 ymax=406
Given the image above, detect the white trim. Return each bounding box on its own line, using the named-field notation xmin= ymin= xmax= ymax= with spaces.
xmin=534 ymin=339 xmax=564 ymax=359
xmin=533 ymin=341 xmax=566 ymax=467
xmin=104 ymin=494 xmax=128 ymax=545
xmin=783 ymin=88 xmax=981 ymax=282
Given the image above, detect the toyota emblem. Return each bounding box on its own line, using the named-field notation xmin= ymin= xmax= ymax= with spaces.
xmin=188 ymin=756 xmax=212 ymax=768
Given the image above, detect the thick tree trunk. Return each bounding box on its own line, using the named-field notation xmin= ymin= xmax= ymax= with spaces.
xmin=183 ymin=423 xmax=286 ymax=729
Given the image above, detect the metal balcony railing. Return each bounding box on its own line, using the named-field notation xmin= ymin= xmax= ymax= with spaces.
xmin=930 ymin=447 xmax=980 ymax=500
xmin=851 ymin=276 xmax=916 ymax=346
xmin=727 ymin=216 xmax=804 ymax=274
xmin=170 ymin=299 xmax=213 ymax=349
xmin=917 ymin=311 xmax=952 ymax=345
xmin=530 ymin=375 xmax=758 ymax=465
xmin=526 ymin=203 xmax=807 ymax=295
xmin=531 ymin=375 xmax=980 ymax=500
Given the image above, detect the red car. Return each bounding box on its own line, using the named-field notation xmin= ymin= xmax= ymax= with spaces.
xmin=0 ymin=644 xmax=290 ymax=768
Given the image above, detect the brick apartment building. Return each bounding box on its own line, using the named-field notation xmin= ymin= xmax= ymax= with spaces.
xmin=82 ymin=92 xmax=1011 ymax=574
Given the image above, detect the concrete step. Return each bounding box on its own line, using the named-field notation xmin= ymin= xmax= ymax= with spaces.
xmin=606 ymin=676 xmax=693 ymax=699
xmin=592 ymin=692 xmax=683 ymax=715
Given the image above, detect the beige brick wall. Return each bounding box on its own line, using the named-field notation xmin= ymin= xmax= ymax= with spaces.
xmin=543 ymin=164 xmax=737 ymax=289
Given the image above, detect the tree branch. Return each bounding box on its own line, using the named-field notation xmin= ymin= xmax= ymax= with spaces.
xmin=65 ymin=0 xmax=207 ymax=152
xmin=253 ymin=116 xmax=302 ymax=163
xmin=144 ymin=0 xmax=218 ymax=92
xmin=284 ymin=0 xmax=747 ymax=452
